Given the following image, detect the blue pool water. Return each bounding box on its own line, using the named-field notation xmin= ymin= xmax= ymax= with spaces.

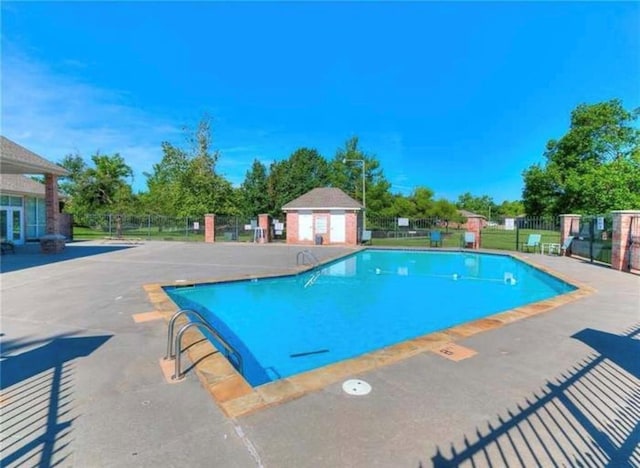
xmin=164 ymin=250 xmax=575 ymax=387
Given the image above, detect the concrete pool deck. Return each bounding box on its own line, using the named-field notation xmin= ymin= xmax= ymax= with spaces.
xmin=1 ymin=241 xmax=638 ymax=467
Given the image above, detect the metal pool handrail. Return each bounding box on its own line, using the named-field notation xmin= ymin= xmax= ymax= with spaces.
xmin=296 ymin=249 xmax=319 ymax=266
xmin=165 ymin=308 xmax=208 ymax=359
xmin=165 ymin=308 xmax=243 ymax=380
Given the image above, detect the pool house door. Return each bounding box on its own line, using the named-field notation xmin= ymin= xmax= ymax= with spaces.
xmin=330 ymin=212 xmax=346 ymax=243
xmin=1 ymin=207 xmax=24 ymax=245
xmin=298 ymin=212 xmax=313 ymax=241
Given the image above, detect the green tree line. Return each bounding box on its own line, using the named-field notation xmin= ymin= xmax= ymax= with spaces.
xmin=59 ymin=100 xmax=638 ymax=223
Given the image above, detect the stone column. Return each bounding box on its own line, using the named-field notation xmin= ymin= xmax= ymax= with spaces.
xmin=40 ymin=174 xmax=65 ymax=253
xmin=204 ymin=214 xmax=215 ymax=243
xmin=611 ymin=210 xmax=640 ymax=272
xmin=258 ymin=214 xmax=271 ymax=243
xmin=465 ymin=216 xmax=483 ymax=249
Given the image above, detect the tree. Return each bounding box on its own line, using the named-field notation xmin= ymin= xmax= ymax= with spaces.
xmin=144 ymin=115 xmax=237 ymax=217
xmin=382 ymin=193 xmax=416 ymax=218
xmin=59 ymin=153 xmax=87 ymax=197
xmin=412 ymin=187 xmax=435 ymax=217
xmin=266 ymin=148 xmax=330 ymax=214
xmin=523 ymin=99 xmax=640 ymax=216
xmin=330 ymin=136 xmax=393 ymax=217
xmin=456 ymin=192 xmax=496 ymax=219
xmin=431 ymin=198 xmax=462 ymax=222
xmin=239 ymin=159 xmax=270 ymax=216
xmin=495 ymin=200 xmax=525 ymax=217
xmin=59 ymin=152 xmax=135 ymax=216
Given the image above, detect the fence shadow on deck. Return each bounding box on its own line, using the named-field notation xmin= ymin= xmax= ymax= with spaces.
xmin=0 ymin=334 xmax=112 ymax=467
xmin=428 ymin=325 xmax=640 ymax=467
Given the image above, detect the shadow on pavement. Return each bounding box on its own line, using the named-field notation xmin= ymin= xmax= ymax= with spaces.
xmin=0 ymin=334 xmax=112 ymax=467
xmin=0 ymin=242 xmax=135 ymax=273
xmin=427 ymin=324 xmax=640 ymax=467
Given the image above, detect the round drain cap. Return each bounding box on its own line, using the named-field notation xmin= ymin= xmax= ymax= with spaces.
xmin=342 ymin=379 xmax=372 ymax=396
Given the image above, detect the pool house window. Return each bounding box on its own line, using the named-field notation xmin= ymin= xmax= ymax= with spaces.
xmin=26 ymin=196 xmax=46 ymax=239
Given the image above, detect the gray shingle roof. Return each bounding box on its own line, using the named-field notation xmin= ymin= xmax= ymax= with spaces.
xmin=458 ymin=209 xmax=487 ymax=219
xmin=282 ymin=187 xmax=363 ymax=211
xmin=0 ymin=174 xmax=46 ymax=196
xmin=0 ymin=136 xmax=69 ymax=175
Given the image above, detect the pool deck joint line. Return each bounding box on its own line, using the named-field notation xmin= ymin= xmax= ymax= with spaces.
xmin=142 ymin=250 xmax=595 ymax=418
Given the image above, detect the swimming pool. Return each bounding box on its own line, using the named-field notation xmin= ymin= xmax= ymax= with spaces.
xmin=164 ymin=250 xmax=576 ymax=387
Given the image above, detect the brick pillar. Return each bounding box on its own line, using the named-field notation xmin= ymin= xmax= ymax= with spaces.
xmin=286 ymin=212 xmax=298 ymax=244
xmin=204 ymin=214 xmax=215 ymax=243
xmin=466 ymin=216 xmax=483 ymax=249
xmin=40 ymin=174 xmax=65 ymax=253
xmin=559 ymin=214 xmax=581 ymax=256
xmin=45 ymin=174 xmax=59 ymax=235
xmin=258 ymin=214 xmax=271 ymax=243
xmin=611 ymin=210 xmax=640 ymax=272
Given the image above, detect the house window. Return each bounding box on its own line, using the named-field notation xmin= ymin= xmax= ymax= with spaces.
xmin=0 ymin=195 xmax=23 ymax=207
xmin=26 ymin=197 xmax=46 ymax=239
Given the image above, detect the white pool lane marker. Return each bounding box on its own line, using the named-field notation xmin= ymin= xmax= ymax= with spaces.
xmin=342 ymin=379 xmax=372 ymax=396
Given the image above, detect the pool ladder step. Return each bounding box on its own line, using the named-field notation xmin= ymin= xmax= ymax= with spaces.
xmin=165 ymin=309 xmax=243 ymax=381
xmin=304 ymin=270 xmax=323 ymax=288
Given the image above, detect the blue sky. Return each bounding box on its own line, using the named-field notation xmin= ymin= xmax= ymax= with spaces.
xmin=2 ymin=2 xmax=638 ymax=203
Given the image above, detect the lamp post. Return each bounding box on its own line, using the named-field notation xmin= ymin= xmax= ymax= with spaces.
xmin=342 ymin=158 xmax=366 ymax=231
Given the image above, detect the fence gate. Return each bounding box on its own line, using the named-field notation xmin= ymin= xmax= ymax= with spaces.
xmin=629 ymin=215 xmax=640 ymax=272
xmin=214 ymin=216 xmax=255 ymax=242
xmin=569 ymin=214 xmax=613 ymax=265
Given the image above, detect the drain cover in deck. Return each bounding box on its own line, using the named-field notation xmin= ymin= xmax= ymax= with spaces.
xmin=342 ymin=379 xmax=372 ymax=396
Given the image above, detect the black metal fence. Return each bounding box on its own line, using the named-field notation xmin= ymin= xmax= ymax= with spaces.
xmin=73 ymin=214 xmax=205 ymax=241
xmin=213 ymin=215 xmax=287 ymax=242
xmin=70 ymin=213 xmax=621 ymax=267
xmin=366 ymin=216 xmax=443 ymax=239
xmin=481 ymin=216 xmax=561 ymax=252
xmin=569 ymin=214 xmax=613 ymax=265
xmin=366 ymin=215 xmax=562 ymax=252
xmin=214 ymin=216 xmax=255 ymax=242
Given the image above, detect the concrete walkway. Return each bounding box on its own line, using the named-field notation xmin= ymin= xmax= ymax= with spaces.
xmin=1 ymin=241 xmax=638 ymax=467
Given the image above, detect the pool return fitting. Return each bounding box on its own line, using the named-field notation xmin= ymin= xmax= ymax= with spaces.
xmin=165 ymin=308 xmax=243 ymax=381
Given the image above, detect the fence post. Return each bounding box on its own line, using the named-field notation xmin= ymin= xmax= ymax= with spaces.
xmin=258 ymin=214 xmax=272 ymax=243
xmin=588 ymin=218 xmax=594 ymax=263
xmin=108 ymin=214 xmax=112 ymax=237
xmin=611 ymin=210 xmax=640 ymax=272
xmin=205 ymin=214 xmax=215 ymax=243
xmin=559 ymin=214 xmax=581 ymax=256
xmin=466 ymin=215 xmax=483 ymax=248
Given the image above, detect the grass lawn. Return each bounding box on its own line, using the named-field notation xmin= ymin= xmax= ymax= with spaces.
xmin=73 ymin=226 xmax=205 ymax=242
